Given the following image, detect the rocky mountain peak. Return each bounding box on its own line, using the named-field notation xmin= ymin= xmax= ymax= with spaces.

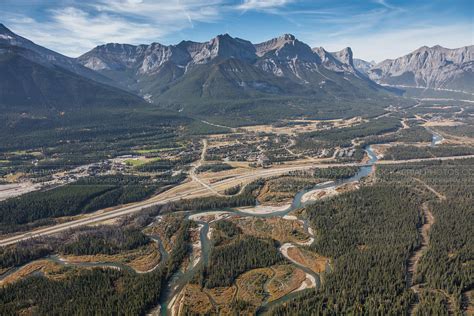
xmin=0 ymin=23 xmax=14 ymax=36
xmin=255 ymin=34 xmax=317 ymax=62
xmin=0 ymin=24 xmax=27 ymax=46
xmin=279 ymin=34 xmax=296 ymax=41
xmin=189 ymin=33 xmax=256 ymax=64
xmin=368 ymin=44 xmax=474 ymax=92
xmin=332 ymin=47 xmax=354 ymax=67
xmin=312 ymin=46 xmax=354 ymax=73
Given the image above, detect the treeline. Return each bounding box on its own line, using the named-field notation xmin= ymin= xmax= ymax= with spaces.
xmin=0 ymin=185 xmax=114 ymax=232
xmin=166 ymin=220 xmax=192 ymax=275
xmin=196 ymin=163 xmax=234 ymax=173
xmin=0 ymin=220 xmax=192 ymax=315
xmin=0 ymin=240 xmax=54 ymax=271
xmin=272 ymin=185 xmax=423 ymax=314
xmin=362 ymin=125 xmax=433 ymax=146
xmin=1 ymin=109 xmax=187 ymax=176
xmin=414 ymin=291 xmax=450 ymax=315
xmin=296 ymin=117 xmax=401 ymax=148
xmin=383 ymin=161 xmax=474 ymax=313
xmin=0 ymin=174 xmax=183 ymax=234
xmin=437 ymin=123 xmax=474 ymax=138
xmin=60 ymin=226 xmax=150 ymax=256
xmin=0 ymin=268 xmax=164 ymax=315
xmin=378 ymin=161 xmax=473 ymax=313
xmin=159 ymin=180 xmax=264 ymax=213
xmin=312 ymin=166 xmax=359 ymax=179
xmin=383 ymin=145 xmax=474 ymax=160
xmin=195 ymin=233 xmax=284 ymax=288
xmin=211 ymin=220 xmax=242 ymax=246
xmin=136 ymin=153 xmax=199 ymax=172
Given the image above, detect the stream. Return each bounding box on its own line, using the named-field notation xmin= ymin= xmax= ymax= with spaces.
xmin=157 ymin=146 xmax=379 ymax=315
xmin=1 ymin=148 xmax=379 ymax=315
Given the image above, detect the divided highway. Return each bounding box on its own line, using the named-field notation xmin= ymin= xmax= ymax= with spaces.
xmin=1 ymin=154 xmax=474 ymax=247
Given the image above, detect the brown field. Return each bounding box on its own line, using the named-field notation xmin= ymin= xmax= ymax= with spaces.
xmin=175 ymin=284 xmax=215 ymax=315
xmin=235 ymin=268 xmax=274 ymax=306
xmin=301 ymin=182 xmax=359 ymax=203
xmin=61 ymin=243 xmax=161 ymax=273
xmin=266 ymin=264 xmax=306 ymax=302
xmin=464 ymin=290 xmax=474 ymax=316
xmin=257 ymin=176 xmax=321 ymax=204
xmin=239 ymin=117 xmax=365 ymax=135
xmin=423 ymin=119 xmax=464 ymax=127
xmin=287 ymin=247 xmax=330 ymax=274
xmin=204 ymin=286 xmax=238 ymax=315
xmin=232 ymin=216 xmax=311 ymax=244
xmin=0 ymin=260 xmax=69 ymax=286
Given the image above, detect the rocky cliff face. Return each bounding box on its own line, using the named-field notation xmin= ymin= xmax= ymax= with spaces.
xmin=313 ymin=47 xmax=359 ymax=74
xmin=353 ymin=59 xmax=375 ymax=76
xmin=76 ymin=32 xmax=389 ymax=105
xmin=368 ymin=45 xmax=474 ymax=92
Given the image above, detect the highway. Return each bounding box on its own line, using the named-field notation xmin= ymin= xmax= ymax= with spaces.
xmin=1 ymin=154 xmax=473 ymax=247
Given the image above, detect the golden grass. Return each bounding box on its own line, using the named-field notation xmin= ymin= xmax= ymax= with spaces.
xmin=235 ymin=268 xmax=273 ymax=306
xmin=267 ymin=265 xmax=306 ymax=302
xmin=204 ymin=286 xmax=237 ymax=315
xmin=232 ymin=217 xmax=310 ymax=244
xmin=62 ymin=243 xmax=160 ymax=273
xmin=0 ymin=260 xmax=68 ymax=286
xmin=257 ymin=176 xmax=322 ymax=204
xmin=287 ymin=247 xmax=329 ymax=274
xmin=178 ymin=284 xmax=215 ymax=315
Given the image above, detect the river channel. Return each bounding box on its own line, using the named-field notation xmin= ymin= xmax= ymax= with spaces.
xmin=158 ymin=146 xmax=379 ymax=314
xmin=0 ymin=147 xmax=379 ymax=315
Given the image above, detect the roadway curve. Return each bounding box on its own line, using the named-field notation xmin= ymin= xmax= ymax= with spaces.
xmin=1 ymin=154 xmax=473 ymax=247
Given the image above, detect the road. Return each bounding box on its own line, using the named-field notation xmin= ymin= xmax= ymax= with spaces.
xmin=189 ymin=139 xmax=222 ymax=196
xmin=1 ymin=154 xmax=473 ymax=247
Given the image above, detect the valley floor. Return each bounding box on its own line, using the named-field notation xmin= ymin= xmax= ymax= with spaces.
xmin=1 ymin=99 xmax=473 ymax=315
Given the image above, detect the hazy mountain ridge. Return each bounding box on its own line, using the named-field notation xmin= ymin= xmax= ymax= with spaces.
xmin=353 ymin=59 xmax=375 ymax=77
xmin=367 ymin=45 xmax=474 ymax=93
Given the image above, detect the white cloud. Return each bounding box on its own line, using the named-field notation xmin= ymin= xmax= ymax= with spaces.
xmin=316 ymin=23 xmax=474 ymax=62
xmin=93 ymin=0 xmax=225 ymax=25
xmin=237 ymin=0 xmax=293 ymax=11
xmin=4 ymin=0 xmax=227 ymax=57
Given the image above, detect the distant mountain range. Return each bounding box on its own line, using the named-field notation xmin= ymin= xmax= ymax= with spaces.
xmin=362 ymin=45 xmax=474 ymax=94
xmin=1 ymin=22 xmax=473 ymax=118
xmin=77 ymin=33 xmax=386 ymax=112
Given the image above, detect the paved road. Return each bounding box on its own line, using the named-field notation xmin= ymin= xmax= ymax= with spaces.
xmin=1 ymin=154 xmax=473 ymax=247
xmin=189 ymin=139 xmax=222 ymax=195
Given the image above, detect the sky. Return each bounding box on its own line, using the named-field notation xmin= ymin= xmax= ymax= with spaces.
xmin=1 ymin=0 xmax=473 ymax=62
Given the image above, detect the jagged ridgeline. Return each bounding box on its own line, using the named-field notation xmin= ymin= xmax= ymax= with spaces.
xmin=76 ymin=33 xmax=396 ymax=120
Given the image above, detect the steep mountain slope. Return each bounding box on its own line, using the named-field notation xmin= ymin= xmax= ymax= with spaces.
xmin=0 ymin=24 xmax=114 ymax=87
xmin=368 ymin=45 xmax=474 ymax=93
xmin=78 ymin=33 xmax=390 ymax=114
xmin=353 ymin=59 xmax=375 ymax=76
xmin=313 ymin=46 xmax=357 ymax=74
xmin=0 ymin=25 xmax=144 ymax=110
xmin=0 ymin=46 xmax=143 ymax=110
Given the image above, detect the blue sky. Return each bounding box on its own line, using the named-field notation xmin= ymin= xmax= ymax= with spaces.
xmin=1 ymin=0 xmax=473 ymax=61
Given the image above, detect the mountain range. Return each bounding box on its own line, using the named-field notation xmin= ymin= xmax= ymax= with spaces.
xmin=76 ymin=33 xmax=385 ymax=112
xmin=364 ymin=45 xmax=474 ymax=94
xmin=1 ymin=22 xmax=473 ymax=120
